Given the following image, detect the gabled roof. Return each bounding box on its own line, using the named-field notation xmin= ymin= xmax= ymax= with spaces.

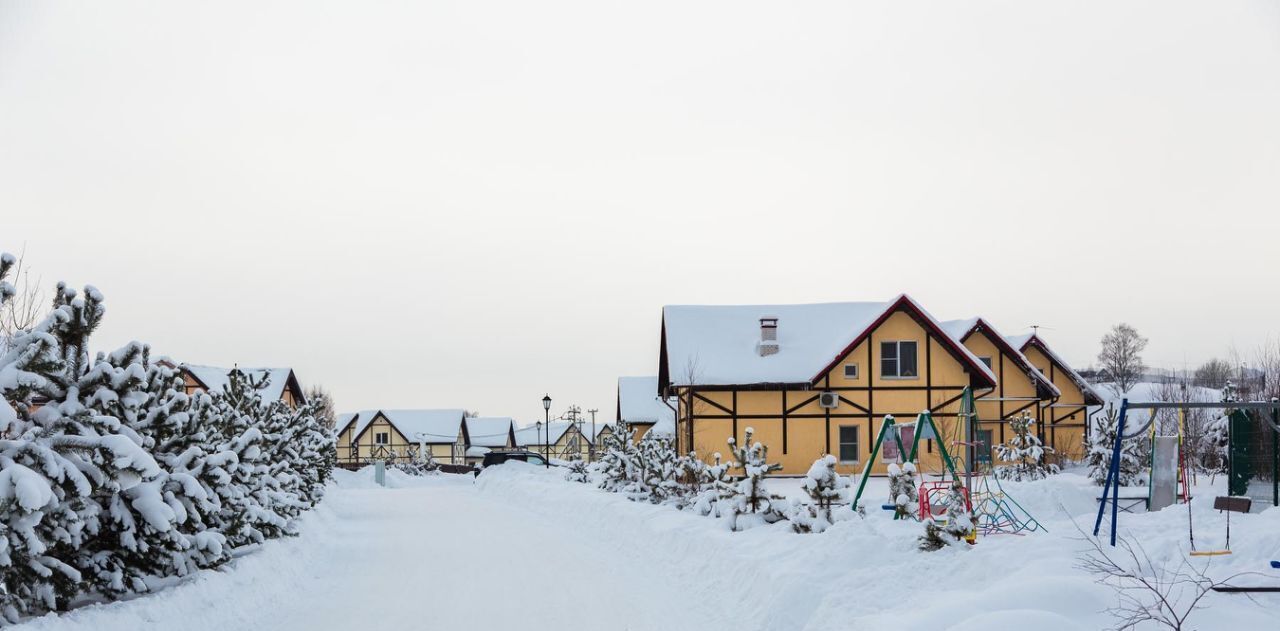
xmin=182 ymin=364 xmax=305 ymax=405
xmin=660 ymin=295 xmax=997 ymax=389
xmin=617 ymin=376 xmax=676 ymax=435
xmin=1007 ymin=333 xmax=1104 ymax=406
xmin=464 ymin=417 xmax=515 ymax=448
xmin=514 ymin=421 xmax=579 ymax=447
xmin=939 ymin=318 xmax=1061 ymax=399
xmin=344 ymin=409 xmax=468 ymax=444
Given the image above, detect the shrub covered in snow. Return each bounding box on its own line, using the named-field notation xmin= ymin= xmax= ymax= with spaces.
xmin=788 ymin=455 xmax=850 ymax=533
xmin=886 ymin=462 xmax=919 ymax=520
xmin=719 ymin=428 xmax=785 ymax=531
xmin=0 ymin=254 xmax=333 ymax=621
xmin=563 ymin=457 xmax=589 ymax=483
xmin=994 ymin=413 xmax=1060 ymax=481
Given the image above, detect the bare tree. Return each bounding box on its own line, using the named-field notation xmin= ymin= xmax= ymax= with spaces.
xmin=1098 ymin=323 xmax=1148 ymax=396
xmin=1193 ymin=359 xmax=1232 ymax=390
xmin=305 ymin=384 xmax=337 ymax=431
xmin=1251 ymin=338 xmax=1280 ymax=402
xmin=0 ymin=246 xmax=44 ymax=354
xmin=1076 ymin=529 xmax=1250 ymax=631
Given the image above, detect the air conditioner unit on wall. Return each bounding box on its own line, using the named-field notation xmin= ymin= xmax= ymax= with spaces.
xmin=818 ymin=391 xmax=839 ymax=409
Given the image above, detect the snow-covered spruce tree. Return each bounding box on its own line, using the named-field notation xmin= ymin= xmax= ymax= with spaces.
xmin=720 ymin=428 xmax=785 ymax=531
xmin=0 ymin=277 xmax=176 ymax=617
xmin=670 ymin=451 xmax=707 ymax=509
xmin=1087 ymin=403 xmax=1144 ymax=486
xmin=73 ymin=342 xmax=230 ymax=597
xmin=918 ymin=482 xmax=973 ymax=551
xmin=994 ymin=413 xmax=1060 ymax=481
xmin=1199 ymin=382 xmax=1236 ymax=478
xmin=692 ymin=452 xmax=733 ymax=516
xmin=788 ymin=455 xmax=850 ymax=533
xmin=635 ymin=432 xmax=678 ymax=504
xmin=886 ymin=462 xmax=919 ymax=520
xmin=592 ymin=421 xmax=638 ymax=493
xmin=563 ymin=456 xmax=589 ymax=483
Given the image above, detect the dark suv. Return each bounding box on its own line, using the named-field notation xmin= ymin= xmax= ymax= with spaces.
xmin=480 ymin=450 xmax=550 ymax=469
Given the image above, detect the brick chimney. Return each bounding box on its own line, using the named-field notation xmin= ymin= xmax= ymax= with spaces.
xmin=758 ymin=317 xmax=779 ymax=356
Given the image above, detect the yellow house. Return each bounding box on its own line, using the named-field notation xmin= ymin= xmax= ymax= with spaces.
xmin=180 ymin=364 xmax=306 ymax=408
xmin=616 ymin=376 xmax=676 ymax=443
xmin=659 ymin=295 xmax=998 ymax=476
xmin=515 ymin=421 xmax=591 ymax=462
xmin=335 ymin=409 xmax=468 ymax=468
xmin=939 ymin=318 xmax=1061 ymax=464
xmin=463 ymin=416 xmax=517 ymax=465
xmin=1006 ymin=332 xmax=1104 ymax=461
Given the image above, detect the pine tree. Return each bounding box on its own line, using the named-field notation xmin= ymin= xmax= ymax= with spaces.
xmin=692 ymin=452 xmax=733 ymax=516
xmin=994 ymin=413 xmax=1060 ymax=481
xmin=562 ymin=457 xmax=589 ymax=483
xmin=789 ymin=455 xmax=850 ymax=533
xmin=1199 ymin=382 xmax=1235 ymax=477
xmin=635 ymin=432 xmax=678 ymax=504
xmin=720 ymin=428 xmax=785 ymax=531
xmin=886 ymin=462 xmax=919 ymax=520
xmin=1087 ymin=404 xmax=1144 ymax=486
xmin=592 ymin=421 xmax=639 ymax=493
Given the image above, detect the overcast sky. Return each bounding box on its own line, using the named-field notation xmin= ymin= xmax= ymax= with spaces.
xmin=2 ymin=1 xmax=1278 ymax=421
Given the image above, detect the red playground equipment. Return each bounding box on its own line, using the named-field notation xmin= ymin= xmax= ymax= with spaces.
xmin=919 ymin=480 xmax=972 ymax=520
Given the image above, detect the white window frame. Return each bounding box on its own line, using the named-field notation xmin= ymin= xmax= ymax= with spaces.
xmin=843 ymin=363 xmax=859 ymax=380
xmin=880 ymin=340 xmax=919 ymax=379
xmin=837 ymin=426 xmax=859 ymax=464
xmin=375 ymin=432 xmax=389 ymax=445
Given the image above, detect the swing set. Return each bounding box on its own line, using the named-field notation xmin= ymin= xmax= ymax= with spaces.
xmin=851 ymin=387 xmax=1044 ymax=537
xmin=1093 ymin=399 xmax=1280 ymax=550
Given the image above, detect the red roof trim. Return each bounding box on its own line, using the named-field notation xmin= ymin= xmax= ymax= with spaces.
xmin=811 ymin=296 xmax=997 ymax=389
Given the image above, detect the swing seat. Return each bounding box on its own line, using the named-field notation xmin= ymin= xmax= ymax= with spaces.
xmin=1189 ymin=550 xmax=1232 ymax=557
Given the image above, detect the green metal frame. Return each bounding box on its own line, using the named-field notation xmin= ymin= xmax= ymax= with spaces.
xmin=851 ymin=407 xmax=963 ymax=512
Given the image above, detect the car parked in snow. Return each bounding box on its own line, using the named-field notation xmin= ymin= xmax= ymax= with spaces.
xmin=479 ymin=450 xmax=551 ymax=469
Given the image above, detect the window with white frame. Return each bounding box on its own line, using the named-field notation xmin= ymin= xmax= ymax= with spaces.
xmin=375 ymin=432 xmax=389 ymax=445
xmin=838 ymin=426 xmax=859 ymax=463
xmin=843 ymin=363 xmax=859 ymax=380
xmin=880 ymin=341 xmax=919 ymax=378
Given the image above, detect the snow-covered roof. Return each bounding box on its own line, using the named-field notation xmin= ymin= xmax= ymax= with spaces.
xmin=1007 ymin=333 xmax=1104 ymax=405
xmin=617 ymin=377 xmax=676 ymax=431
xmin=464 ymin=417 xmax=514 ymax=448
xmin=183 ymin=364 xmax=300 ymax=403
xmin=465 ymin=446 xmax=491 ymax=458
xmin=661 ymin=295 xmax=997 ymax=388
xmin=514 ymin=421 xmax=579 ymax=447
xmin=347 ymin=409 xmax=467 ymax=444
xmin=939 ymin=318 xmax=1061 ymax=399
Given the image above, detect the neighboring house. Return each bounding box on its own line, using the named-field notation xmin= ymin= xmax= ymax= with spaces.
xmin=1005 ymin=333 xmax=1105 ymax=461
xmin=335 ymin=409 xmax=468 ymax=467
xmin=658 ymin=295 xmax=998 ymax=476
xmin=515 ymin=421 xmax=591 ymax=462
xmin=180 ymin=364 xmax=306 ymax=408
xmin=616 ymin=376 xmax=676 ymax=442
xmin=463 ymin=416 xmax=517 ymax=465
xmin=939 ymin=318 xmax=1061 ymax=464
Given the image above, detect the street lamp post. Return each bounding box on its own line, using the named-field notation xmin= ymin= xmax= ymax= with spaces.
xmin=542 ymin=394 xmax=552 ymax=468
xmin=588 ymin=408 xmax=598 ymax=462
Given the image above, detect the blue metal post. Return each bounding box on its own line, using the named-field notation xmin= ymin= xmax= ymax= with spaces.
xmin=1093 ymin=399 xmax=1129 ymax=545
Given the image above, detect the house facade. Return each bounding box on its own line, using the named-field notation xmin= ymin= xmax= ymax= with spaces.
xmin=180 ymin=364 xmax=306 ymax=408
xmin=515 ymin=421 xmax=591 ymax=462
xmin=616 ymin=376 xmax=676 ymax=443
xmin=1006 ymin=333 xmax=1105 ymax=461
xmin=659 ymin=296 xmax=998 ymax=476
xmin=940 ymin=318 xmax=1061 ymax=465
xmin=463 ymin=416 xmax=517 ymax=465
xmin=335 ymin=409 xmax=468 ymax=467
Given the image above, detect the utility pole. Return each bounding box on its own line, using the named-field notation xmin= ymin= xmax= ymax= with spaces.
xmin=588 ymin=408 xmax=598 ymax=461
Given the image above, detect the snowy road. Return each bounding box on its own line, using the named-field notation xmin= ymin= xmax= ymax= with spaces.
xmin=18 ymin=468 xmax=720 ymax=631
xmin=16 ymin=465 xmax=1280 ymax=631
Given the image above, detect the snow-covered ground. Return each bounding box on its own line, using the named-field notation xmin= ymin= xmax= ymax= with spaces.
xmin=17 ymin=465 xmax=1279 ymax=631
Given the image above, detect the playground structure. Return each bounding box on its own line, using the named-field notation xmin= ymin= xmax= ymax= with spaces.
xmin=852 ymin=387 xmax=1045 ymax=537
xmin=1093 ymin=399 xmax=1280 ymax=547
